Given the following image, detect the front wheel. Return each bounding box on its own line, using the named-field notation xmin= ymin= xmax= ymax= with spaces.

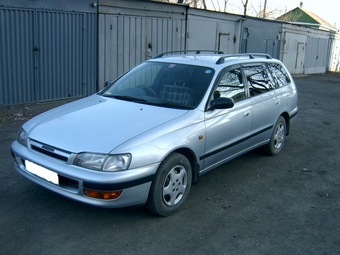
xmin=264 ymin=116 xmax=286 ymax=156
xmin=146 ymin=153 xmax=192 ymax=216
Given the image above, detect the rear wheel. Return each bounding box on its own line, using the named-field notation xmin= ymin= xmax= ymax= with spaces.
xmin=146 ymin=153 xmax=192 ymax=216
xmin=264 ymin=116 xmax=286 ymax=156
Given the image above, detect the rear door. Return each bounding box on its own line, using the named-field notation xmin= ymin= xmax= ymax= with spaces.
xmin=242 ymin=64 xmax=282 ymax=147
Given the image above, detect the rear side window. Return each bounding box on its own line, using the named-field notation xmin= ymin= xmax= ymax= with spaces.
xmin=243 ymin=65 xmax=275 ymax=97
xmin=267 ymin=63 xmax=291 ymax=88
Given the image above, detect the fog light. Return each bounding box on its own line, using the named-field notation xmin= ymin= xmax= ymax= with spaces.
xmin=83 ymin=188 xmax=123 ymax=200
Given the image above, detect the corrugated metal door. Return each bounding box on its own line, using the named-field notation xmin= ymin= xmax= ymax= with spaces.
xmin=0 ymin=8 xmax=36 ymax=104
xmin=98 ymin=14 xmax=185 ymax=89
xmin=265 ymin=39 xmax=279 ymax=58
xmin=305 ymin=37 xmax=328 ymax=74
xmin=218 ymin=33 xmax=231 ymax=53
xmin=101 ymin=15 xmax=149 ymax=81
xmin=329 ymin=38 xmax=340 ymax=72
xmin=1 ymin=7 xmax=97 ymax=105
xmin=97 ymin=0 xmax=186 ymax=89
xmin=295 ymin=42 xmax=305 ymax=74
xmin=34 ymin=11 xmax=85 ymax=101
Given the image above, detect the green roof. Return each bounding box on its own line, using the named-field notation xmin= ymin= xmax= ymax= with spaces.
xmin=276 ymin=7 xmax=335 ymax=29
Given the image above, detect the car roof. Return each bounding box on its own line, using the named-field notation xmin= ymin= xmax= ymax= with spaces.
xmin=148 ymin=50 xmax=282 ymax=69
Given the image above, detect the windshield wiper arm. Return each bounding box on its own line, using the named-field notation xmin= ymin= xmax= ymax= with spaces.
xmin=103 ymin=94 xmax=148 ymax=103
xmin=154 ymin=101 xmax=194 ymax=110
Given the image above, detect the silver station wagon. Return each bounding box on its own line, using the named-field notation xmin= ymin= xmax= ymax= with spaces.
xmin=11 ymin=51 xmax=298 ymax=216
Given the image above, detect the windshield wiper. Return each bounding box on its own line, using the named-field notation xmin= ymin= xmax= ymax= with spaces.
xmin=102 ymin=94 xmax=193 ymax=109
xmin=154 ymin=101 xmax=194 ymax=110
xmin=103 ymin=94 xmax=148 ymax=103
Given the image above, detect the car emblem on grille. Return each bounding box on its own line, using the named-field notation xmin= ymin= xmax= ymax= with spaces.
xmin=42 ymin=145 xmax=55 ymax=152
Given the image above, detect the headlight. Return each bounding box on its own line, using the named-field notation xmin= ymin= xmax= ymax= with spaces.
xmin=17 ymin=128 xmax=28 ymax=147
xmin=73 ymin=153 xmax=131 ymax=172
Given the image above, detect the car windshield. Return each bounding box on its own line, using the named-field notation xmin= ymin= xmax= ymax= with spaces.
xmin=101 ymin=62 xmax=215 ymax=109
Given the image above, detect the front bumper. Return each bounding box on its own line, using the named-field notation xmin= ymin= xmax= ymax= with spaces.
xmin=11 ymin=141 xmax=158 ymax=208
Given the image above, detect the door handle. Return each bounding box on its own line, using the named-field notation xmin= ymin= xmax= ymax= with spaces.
xmin=275 ymin=99 xmax=280 ymax=105
xmin=243 ymin=111 xmax=250 ymax=117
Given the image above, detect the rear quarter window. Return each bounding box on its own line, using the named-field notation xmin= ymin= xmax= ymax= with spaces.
xmin=243 ymin=64 xmax=275 ymax=97
xmin=267 ymin=63 xmax=291 ymax=88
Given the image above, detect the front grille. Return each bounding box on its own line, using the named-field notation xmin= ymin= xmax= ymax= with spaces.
xmin=31 ymin=145 xmax=68 ymax=161
xmin=29 ymin=140 xmax=71 ymax=162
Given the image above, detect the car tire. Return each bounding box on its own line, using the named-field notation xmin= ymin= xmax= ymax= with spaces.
xmin=146 ymin=152 xmax=192 ymax=216
xmin=264 ymin=116 xmax=286 ymax=156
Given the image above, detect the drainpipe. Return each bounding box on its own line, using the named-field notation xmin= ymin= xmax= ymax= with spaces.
xmin=236 ymin=18 xmax=245 ymax=53
xmin=184 ymin=4 xmax=189 ymax=50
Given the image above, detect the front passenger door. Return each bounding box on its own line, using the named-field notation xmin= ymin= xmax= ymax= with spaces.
xmin=202 ymin=66 xmax=252 ymax=172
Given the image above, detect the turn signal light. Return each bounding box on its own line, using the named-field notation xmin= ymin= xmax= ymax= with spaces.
xmin=83 ymin=188 xmax=123 ymax=200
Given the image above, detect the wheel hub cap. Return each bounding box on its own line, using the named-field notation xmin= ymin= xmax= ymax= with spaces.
xmin=162 ymin=165 xmax=187 ymax=206
xmin=273 ymin=123 xmax=284 ymax=149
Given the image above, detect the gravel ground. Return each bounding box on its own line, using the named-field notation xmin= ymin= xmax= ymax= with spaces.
xmin=1 ymin=73 xmax=340 ymax=255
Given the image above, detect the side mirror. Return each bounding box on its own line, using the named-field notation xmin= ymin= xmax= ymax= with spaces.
xmin=210 ymin=97 xmax=234 ymax=110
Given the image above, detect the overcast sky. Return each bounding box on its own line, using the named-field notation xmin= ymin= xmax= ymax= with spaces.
xmin=208 ymin=0 xmax=339 ymax=28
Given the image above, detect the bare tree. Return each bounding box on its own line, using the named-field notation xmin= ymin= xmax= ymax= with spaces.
xmin=241 ymin=0 xmax=249 ymax=16
xmin=202 ymin=0 xmax=207 ymax=9
xmin=155 ymin=0 xmax=283 ymax=18
xmin=188 ymin=0 xmax=207 ymax=9
xmin=250 ymin=1 xmax=282 ymax=19
xmin=155 ymin=0 xmax=208 ymax=9
xmin=224 ymin=0 xmax=229 ymax=12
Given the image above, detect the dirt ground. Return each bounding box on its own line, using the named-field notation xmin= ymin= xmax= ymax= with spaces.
xmin=0 ymin=73 xmax=339 ymax=255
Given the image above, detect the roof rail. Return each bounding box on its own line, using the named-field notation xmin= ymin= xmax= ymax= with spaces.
xmin=153 ymin=50 xmax=224 ymax=59
xmin=216 ymin=53 xmax=272 ymax=64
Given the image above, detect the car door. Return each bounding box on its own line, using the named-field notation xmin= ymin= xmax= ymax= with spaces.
xmin=242 ymin=63 xmax=282 ymax=147
xmin=202 ymin=66 xmax=252 ymax=173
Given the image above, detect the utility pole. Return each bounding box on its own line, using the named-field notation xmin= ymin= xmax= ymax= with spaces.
xmin=263 ymin=0 xmax=267 ymax=18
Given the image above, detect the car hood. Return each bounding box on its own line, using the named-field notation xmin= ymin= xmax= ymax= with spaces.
xmin=24 ymin=95 xmax=188 ymax=153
